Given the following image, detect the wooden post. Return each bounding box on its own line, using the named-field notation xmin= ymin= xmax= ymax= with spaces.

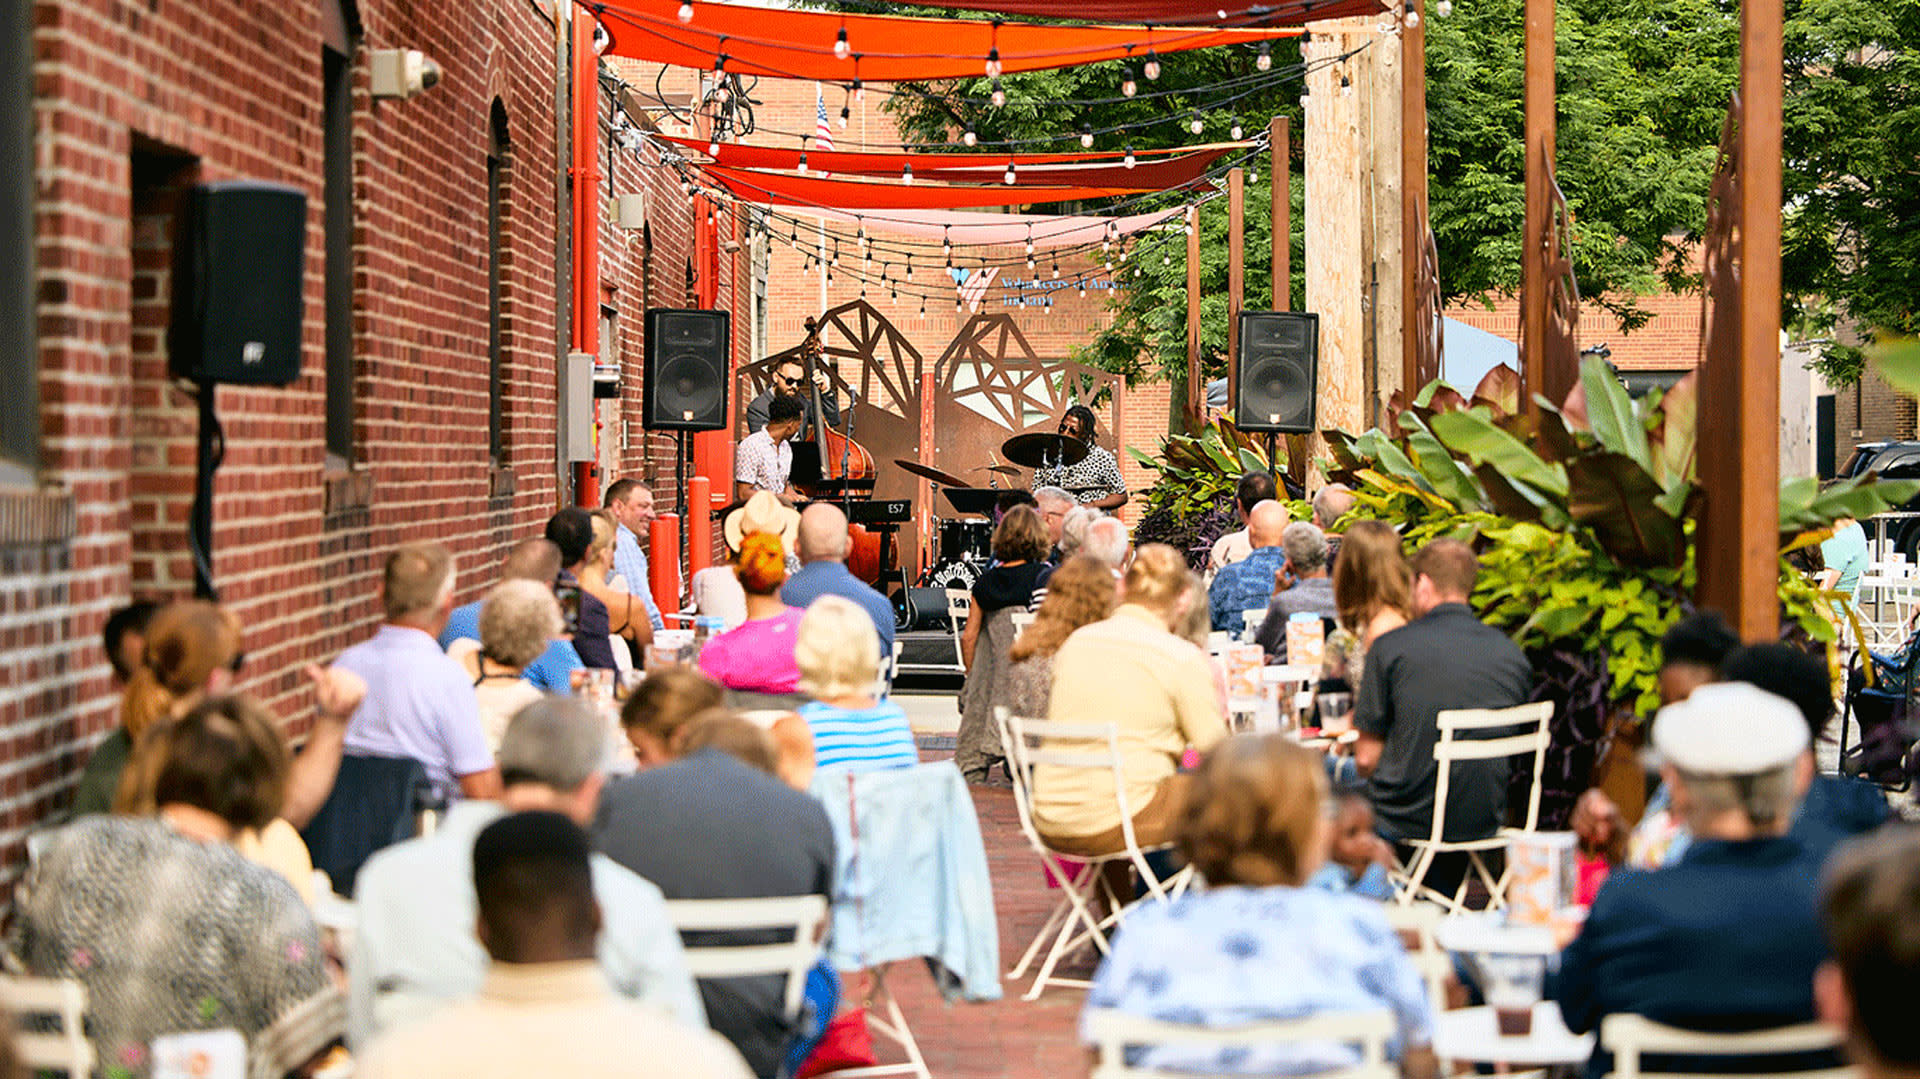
xmin=1696 ymin=0 xmax=1783 ymax=638
xmin=1271 ymin=117 xmax=1290 ymax=312
xmin=1304 ymin=24 xmax=1368 ymax=444
xmin=1226 ymin=167 xmax=1246 ymax=409
xmin=1519 ymin=0 xmax=1554 ymax=416
xmin=1400 ymin=0 xmax=1428 ymax=397
xmin=1186 ymin=204 xmax=1202 ymax=429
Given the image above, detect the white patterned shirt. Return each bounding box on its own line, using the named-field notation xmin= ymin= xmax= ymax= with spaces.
xmin=1034 ymin=444 xmax=1126 ymax=504
xmin=735 ymin=430 xmax=791 ymax=494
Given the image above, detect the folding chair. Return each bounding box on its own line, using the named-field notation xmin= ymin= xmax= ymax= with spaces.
xmin=1380 ymin=901 xmax=1453 ymax=1014
xmin=945 ymin=588 xmax=970 ymax=672
xmin=664 ymin=895 xmax=829 ymax=1021
xmin=0 ymin=974 xmax=93 ymax=1077
xmin=1393 ymin=701 xmax=1555 ymax=912
xmin=1242 ymin=608 xmax=1270 ymax=641
xmin=996 ymin=709 xmax=1192 ymax=1001
xmin=1601 ymin=1014 xmax=1848 ymax=1079
xmin=1085 ymin=1007 xmax=1397 ymax=1079
xmin=1011 ymin=611 xmax=1036 ymax=633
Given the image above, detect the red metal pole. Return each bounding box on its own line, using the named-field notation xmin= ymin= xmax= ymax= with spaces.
xmin=571 ymin=11 xmax=603 ymax=508
xmin=649 ymin=512 xmax=680 ymax=624
xmin=686 ymin=475 xmax=713 ymax=580
xmin=689 ymin=195 xmax=731 ymax=517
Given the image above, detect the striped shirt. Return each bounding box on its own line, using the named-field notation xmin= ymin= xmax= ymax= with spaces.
xmin=798 ymin=700 xmax=918 ymax=773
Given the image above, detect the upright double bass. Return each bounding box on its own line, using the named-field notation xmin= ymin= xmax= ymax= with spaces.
xmin=790 ymin=318 xmax=884 ymax=581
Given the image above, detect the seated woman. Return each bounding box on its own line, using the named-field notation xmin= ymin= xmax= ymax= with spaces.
xmin=446 ymin=579 xmax=557 ymax=752
xmin=1031 ymin=544 xmax=1225 ymax=857
xmin=20 ymin=695 xmax=344 ymax=1078
xmin=1084 ymin=735 xmax=1436 ymax=1078
xmin=1325 ymin=520 xmax=1412 ymax=688
xmin=1003 ymin=554 xmax=1117 ymax=722
xmin=698 ymin=532 xmax=805 ymax=695
xmin=582 ymin=510 xmax=655 ymax=668
xmin=956 ymin=505 xmax=1052 ymax=783
xmin=794 ymin=595 xmax=917 ymax=774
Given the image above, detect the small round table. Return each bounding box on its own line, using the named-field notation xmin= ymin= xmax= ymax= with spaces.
xmin=1433 ymin=1003 xmax=1595 ymax=1068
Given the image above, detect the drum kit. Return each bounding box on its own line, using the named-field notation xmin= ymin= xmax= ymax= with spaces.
xmin=894 ymin=430 xmax=1092 ymax=591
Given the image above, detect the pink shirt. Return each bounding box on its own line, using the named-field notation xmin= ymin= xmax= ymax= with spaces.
xmin=697 ymin=607 xmax=805 ymax=693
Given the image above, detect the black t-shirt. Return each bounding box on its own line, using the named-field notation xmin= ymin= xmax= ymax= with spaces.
xmin=559 ymin=570 xmax=617 ymax=669
xmin=972 ymin=561 xmax=1048 ymax=614
xmin=1355 ymin=603 xmax=1534 ymax=842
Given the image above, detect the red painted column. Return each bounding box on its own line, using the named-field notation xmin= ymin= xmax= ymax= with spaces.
xmin=687 ymin=475 xmax=713 ymax=580
xmin=570 ymin=11 xmax=603 ymax=508
xmin=649 ymin=512 xmax=680 ymax=622
xmin=689 ymin=195 xmax=732 ymax=520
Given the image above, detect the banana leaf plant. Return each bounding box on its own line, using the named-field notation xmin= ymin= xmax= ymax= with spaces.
xmin=1128 ymin=417 xmax=1295 ymax=570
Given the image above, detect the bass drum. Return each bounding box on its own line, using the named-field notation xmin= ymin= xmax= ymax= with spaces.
xmin=922 ymin=559 xmax=980 ymax=593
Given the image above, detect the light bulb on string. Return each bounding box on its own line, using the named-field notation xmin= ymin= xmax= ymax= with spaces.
xmin=1121 ymin=66 xmax=1137 ymax=98
xmin=1004 ymin=161 xmax=1018 ymax=185
xmin=1257 ymin=41 xmax=1273 ymax=70
xmin=919 ymin=298 xmax=927 ymax=318
xmin=1189 ymin=113 xmax=1205 ymax=135
xmin=852 ymin=78 xmax=865 ymax=103
xmin=1027 ymin=254 xmax=1036 ymax=271
xmin=942 ymin=227 xmax=952 ymax=259
xmin=1051 ymin=257 xmax=1060 ymax=279
xmin=798 ymin=150 xmax=809 ymax=175
xmin=1123 ymin=145 xmax=1136 ymax=168
xmin=1024 ymin=227 xmax=1034 ymax=256
xmin=962 ymin=124 xmax=978 ymax=147
xmin=1080 ymin=125 xmax=1095 ymax=149
xmin=990 ymin=79 xmax=1006 ymax=108
xmin=1143 ymin=50 xmax=1162 ymax=80
xmin=1162 ymin=251 xmax=1171 ymax=265
xmin=985 ymin=47 xmax=1002 ymax=78
xmin=1230 ymin=118 xmax=1244 ymax=140
xmin=905 ymin=258 xmax=913 ymax=280
xmin=838 ymin=106 xmax=849 ymax=129
xmin=708 ymin=137 xmax=720 ymax=156
xmin=833 ymin=26 xmax=849 ymax=60
xmin=677 ymin=1 xmax=693 ymax=21
xmin=1340 ymin=73 xmax=1353 ymax=97
xmin=1247 ymin=168 xmax=1260 ymax=183
xmin=901 ymin=162 xmax=914 ymax=184
xmin=1437 ymin=0 xmax=1453 ymax=14
xmin=1404 ymin=2 xmax=1421 ymax=27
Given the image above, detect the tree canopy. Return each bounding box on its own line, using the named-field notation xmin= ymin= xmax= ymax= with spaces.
xmin=854 ymin=0 xmax=1916 ymax=387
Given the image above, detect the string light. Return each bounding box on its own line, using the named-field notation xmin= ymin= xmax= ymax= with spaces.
xmin=1404 ymin=1 xmax=1422 ymax=27
xmin=1080 ymin=125 xmax=1095 ymax=149
xmin=985 ymin=46 xmax=1002 ymax=78
xmin=902 ymin=162 xmax=914 ymax=184
xmin=833 ymin=26 xmax=850 ymax=60
xmin=1437 ymin=0 xmax=1453 ymax=14
xmin=1051 ymin=255 xmax=1060 ymax=279
xmin=1189 ymin=113 xmax=1205 ymax=135
xmin=1027 ymin=253 xmax=1036 ymax=270
xmin=942 ymin=226 xmax=952 ymax=260
xmin=852 ymin=77 xmax=865 ymax=103
xmin=1003 ymin=161 xmax=1018 ymax=185
xmin=708 ymin=136 xmax=720 ymax=156
xmin=1257 ymin=41 xmax=1273 ymax=71
xmin=1230 ymin=119 xmax=1245 ymax=140
xmin=1340 ymin=73 xmax=1353 ymax=97
xmin=962 ymin=124 xmax=978 ymax=147
xmin=905 ymin=258 xmax=913 ymax=280
xmin=678 ymin=1 xmax=693 ymax=21
xmin=1025 ymin=226 xmax=1034 ymax=255
xmin=990 ymin=79 xmax=1006 ymax=108
xmin=1121 ymin=66 xmax=1138 ymax=98
xmin=838 ymin=105 xmax=850 ymax=129
xmin=1123 ymin=145 xmax=1137 ymax=168
xmin=1143 ymin=50 xmax=1162 ymax=80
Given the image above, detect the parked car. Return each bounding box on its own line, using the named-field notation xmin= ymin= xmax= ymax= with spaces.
xmin=1838 ymin=442 xmax=1920 ymax=558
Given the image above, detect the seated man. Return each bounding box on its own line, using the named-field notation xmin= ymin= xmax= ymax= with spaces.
xmin=335 ymin=543 xmax=501 ymax=803
xmin=1253 ymin=520 xmax=1339 ymax=657
xmin=1354 ymin=539 xmax=1531 ymax=852
xmin=781 ymin=502 xmax=896 ymax=663
xmin=438 ymin=537 xmax=583 ymax=694
xmin=349 ymin=697 xmax=702 ymax=1048
xmin=1207 ymin=499 xmax=1292 ymax=632
xmin=1556 ymin=682 xmax=1833 ymax=1078
xmin=1206 ymin=470 xmax=1277 ymax=582
xmin=357 ymin=811 xmax=749 ymax=1079
xmin=595 ymin=671 xmax=836 ymax=1079
xmin=1820 ymin=828 xmax=1920 ymax=1079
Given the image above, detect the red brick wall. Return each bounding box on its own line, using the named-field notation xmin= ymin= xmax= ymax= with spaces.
xmin=0 ymin=0 xmax=754 ymax=904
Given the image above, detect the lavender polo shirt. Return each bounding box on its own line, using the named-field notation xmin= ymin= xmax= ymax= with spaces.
xmin=334 ymin=624 xmax=494 ymax=797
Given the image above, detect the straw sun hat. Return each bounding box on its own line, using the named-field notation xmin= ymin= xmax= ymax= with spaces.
xmin=722 ymin=491 xmax=800 ymax=556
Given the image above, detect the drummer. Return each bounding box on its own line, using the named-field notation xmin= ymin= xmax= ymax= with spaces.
xmin=1033 ymin=405 xmax=1127 ymax=510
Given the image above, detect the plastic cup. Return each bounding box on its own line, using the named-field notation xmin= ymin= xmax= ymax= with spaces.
xmin=1479 ymin=952 xmax=1546 ymax=1037
xmin=1317 ymin=692 xmax=1353 ymax=734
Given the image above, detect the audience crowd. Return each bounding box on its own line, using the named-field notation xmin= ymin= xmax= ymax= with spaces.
xmin=14 ymin=466 xmax=1912 ymax=1079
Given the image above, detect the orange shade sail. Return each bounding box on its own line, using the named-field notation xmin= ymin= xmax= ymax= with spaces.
xmin=812 ymin=0 xmax=1387 ymax=26
xmin=658 ymin=136 xmax=1239 ymax=189
xmin=699 ymin=165 xmax=1197 ymax=210
xmin=592 ymin=0 xmax=1302 ymax=82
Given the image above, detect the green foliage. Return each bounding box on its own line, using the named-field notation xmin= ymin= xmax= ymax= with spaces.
xmin=1128 ymin=416 xmax=1280 ymax=520
xmin=1783 ymin=0 xmax=1920 ymax=381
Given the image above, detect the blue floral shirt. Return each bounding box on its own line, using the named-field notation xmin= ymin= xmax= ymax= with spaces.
xmin=1209 ymin=546 xmax=1290 ymax=633
xmin=1082 ymin=885 xmax=1434 ymax=1075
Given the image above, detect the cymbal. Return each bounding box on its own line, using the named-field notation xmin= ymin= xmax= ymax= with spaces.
xmin=894 ymin=458 xmax=973 ymax=489
xmin=972 ymin=465 xmax=1023 ymax=477
xmin=1001 ymin=432 xmax=1089 ymax=470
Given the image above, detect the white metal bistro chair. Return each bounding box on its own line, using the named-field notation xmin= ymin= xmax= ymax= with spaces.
xmin=1393 ymin=700 xmax=1555 ymax=912
xmin=1380 ymin=900 xmax=1453 ymax=1014
xmin=0 ymin=974 xmax=93 ymax=1077
xmin=1085 ymin=1007 xmax=1398 ymax=1079
xmin=1600 ymin=1014 xmax=1849 ymax=1079
xmin=996 ymin=709 xmax=1192 ymax=1001
xmin=1011 ymin=610 xmax=1036 ymax=633
xmin=945 ymin=588 xmax=971 ymax=672
xmin=1242 ymin=607 xmax=1270 ymax=641
xmin=664 ymin=895 xmax=829 ymax=1020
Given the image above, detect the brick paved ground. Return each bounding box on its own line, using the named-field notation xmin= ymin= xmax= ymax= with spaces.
xmin=845 ymin=743 xmax=1093 ymax=1079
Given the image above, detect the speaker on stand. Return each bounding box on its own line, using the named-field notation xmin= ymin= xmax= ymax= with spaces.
xmin=644 ymin=308 xmax=730 ymax=591
xmin=1235 ymin=311 xmax=1320 ymax=482
xmin=169 ymin=181 xmax=308 ymax=601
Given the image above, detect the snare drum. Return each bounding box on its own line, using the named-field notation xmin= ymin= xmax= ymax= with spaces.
xmin=937 ymin=518 xmax=994 ymax=564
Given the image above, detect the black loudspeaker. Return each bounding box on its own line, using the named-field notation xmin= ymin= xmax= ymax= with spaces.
xmin=894 ymin=587 xmax=955 ymax=633
xmin=169 ymin=181 xmax=307 ymax=386
xmin=1235 ymin=311 xmax=1320 ymax=434
xmin=643 ymin=308 xmax=730 ymax=431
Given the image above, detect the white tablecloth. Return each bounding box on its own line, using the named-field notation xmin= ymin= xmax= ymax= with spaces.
xmin=1433 ymin=1003 xmax=1594 ymax=1066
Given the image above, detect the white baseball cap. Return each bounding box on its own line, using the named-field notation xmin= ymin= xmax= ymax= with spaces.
xmin=1650 ymin=681 xmax=1810 ymax=775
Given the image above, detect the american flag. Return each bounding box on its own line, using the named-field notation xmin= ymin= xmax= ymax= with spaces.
xmin=813 ymin=87 xmax=834 ymax=153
